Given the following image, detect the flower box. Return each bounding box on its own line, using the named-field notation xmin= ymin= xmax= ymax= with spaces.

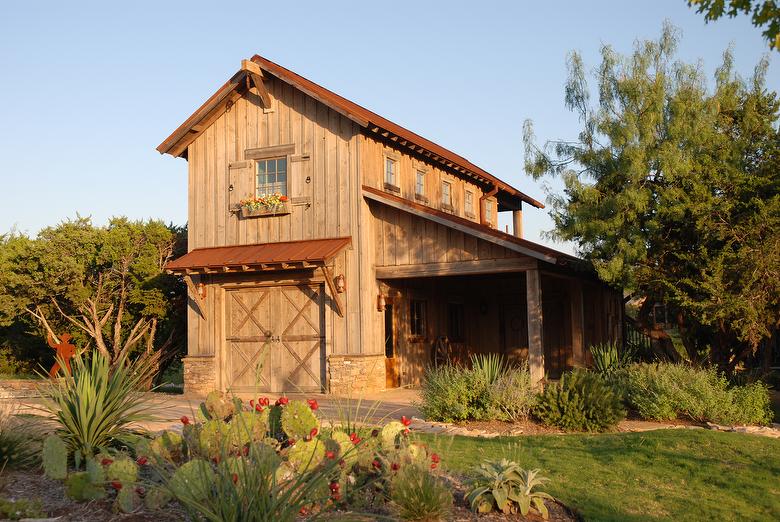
xmin=240 ymin=203 xmax=290 ymax=218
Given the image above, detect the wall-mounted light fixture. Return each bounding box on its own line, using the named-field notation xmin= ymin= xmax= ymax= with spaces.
xmin=197 ymin=282 xmax=207 ymax=299
xmin=334 ymin=274 xmax=346 ymax=293
xmin=377 ymin=294 xmax=386 ymax=312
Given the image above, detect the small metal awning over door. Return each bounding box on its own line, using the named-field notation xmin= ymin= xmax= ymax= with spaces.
xmin=164 ymin=237 xmax=351 ymax=274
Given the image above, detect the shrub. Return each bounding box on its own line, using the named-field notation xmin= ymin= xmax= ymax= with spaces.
xmin=40 ymin=351 xmax=159 ymax=465
xmin=491 ymin=364 xmax=536 ymax=422
xmin=389 ymin=463 xmax=453 ymax=521
xmin=534 ymin=369 xmax=625 ymax=432
xmin=621 ymin=363 xmax=773 ymax=425
xmin=465 ymin=459 xmax=553 ymax=518
xmin=418 ymin=365 xmax=480 ymax=422
xmin=589 ymin=342 xmax=636 ymax=375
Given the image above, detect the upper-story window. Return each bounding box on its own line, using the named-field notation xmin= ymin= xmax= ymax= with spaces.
xmin=256 ymin=157 xmax=287 ymax=196
xmin=385 ymin=157 xmax=397 ymax=187
xmin=441 ymin=180 xmax=452 ymax=209
xmin=465 ymin=190 xmax=474 ymax=217
xmin=485 ymin=199 xmax=494 ymax=225
xmin=415 ymin=170 xmax=426 ymax=197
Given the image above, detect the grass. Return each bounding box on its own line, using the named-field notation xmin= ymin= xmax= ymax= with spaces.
xmin=419 ymin=429 xmax=780 ymax=521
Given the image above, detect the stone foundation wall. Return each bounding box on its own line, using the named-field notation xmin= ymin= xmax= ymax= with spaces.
xmin=183 ymin=356 xmax=216 ymax=396
xmin=0 ymin=379 xmax=43 ymax=398
xmin=327 ymin=354 xmax=386 ymax=395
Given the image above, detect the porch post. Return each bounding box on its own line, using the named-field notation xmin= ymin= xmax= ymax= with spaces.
xmin=512 ymin=206 xmax=523 ymax=238
xmin=526 ymin=267 xmax=544 ymax=382
xmin=570 ymin=279 xmax=585 ymax=366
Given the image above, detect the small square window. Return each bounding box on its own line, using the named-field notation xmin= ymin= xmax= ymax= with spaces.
xmin=447 ymin=303 xmax=465 ymax=342
xmin=441 ymin=181 xmax=452 ymax=207
xmin=410 ymin=299 xmax=427 ymax=337
xmin=256 ymin=157 xmax=287 ymax=196
xmin=485 ymin=200 xmax=494 ymax=223
xmin=465 ymin=190 xmax=474 ymax=214
xmin=385 ymin=157 xmax=397 ymax=186
xmin=415 ymin=170 xmax=425 ymax=196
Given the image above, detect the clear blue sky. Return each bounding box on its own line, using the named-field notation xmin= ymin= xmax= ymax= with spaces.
xmin=1 ymin=1 xmax=776 ymax=254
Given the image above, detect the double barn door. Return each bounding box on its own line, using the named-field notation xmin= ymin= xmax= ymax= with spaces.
xmin=226 ymin=284 xmax=325 ymax=393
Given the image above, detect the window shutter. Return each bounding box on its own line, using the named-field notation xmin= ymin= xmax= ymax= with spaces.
xmin=228 ymin=160 xmax=254 ymax=210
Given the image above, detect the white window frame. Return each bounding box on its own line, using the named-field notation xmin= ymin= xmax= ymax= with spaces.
xmin=382 ymin=150 xmax=401 ymax=193
xmin=255 ymin=156 xmax=288 ymax=197
xmin=441 ymin=180 xmax=453 ymax=209
xmin=465 ymin=189 xmax=475 ymax=218
xmin=415 ymin=169 xmax=426 ymax=197
xmin=485 ymin=199 xmax=495 ymax=226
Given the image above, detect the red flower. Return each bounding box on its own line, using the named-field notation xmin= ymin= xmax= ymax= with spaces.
xmin=325 ymin=451 xmax=335 ymax=460
xmin=276 ymin=397 xmax=289 ymax=406
xmin=255 ymin=404 xmax=264 ymax=413
xmin=259 ymin=397 xmax=270 ymax=407
xmin=280 ymin=195 xmax=289 ymax=202
xmin=243 ymin=446 xmax=250 ymax=456
xmin=101 ymin=458 xmax=113 ymax=466
xmin=111 ymin=481 xmax=122 ymax=490
xmin=232 ymin=473 xmax=239 ymax=484
xmin=309 ymin=427 xmax=318 ymax=438
xmin=249 ymin=399 xmax=255 ymax=408
xmin=372 ymin=460 xmax=381 ymax=469
xmin=307 ymin=399 xmax=319 ymax=410
xmin=136 ymin=456 xmax=148 ymax=466
xmin=349 ymin=432 xmax=361 ymax=445
xmin=181 ymin=416 xmax=190 ymax=425
xmin=431 ymin=453 xmax=440 ymax=464
xmin=430 ymin=463 xmax=438 ymax=470
xmin=401 ymin=415 xmax=412 ymax=427
xmin=391 ymin=462 xmax=400 ymax=471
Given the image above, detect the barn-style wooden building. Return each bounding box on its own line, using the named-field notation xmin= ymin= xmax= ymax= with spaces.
xmin=160 ymin=56 xmax=622 ymax=395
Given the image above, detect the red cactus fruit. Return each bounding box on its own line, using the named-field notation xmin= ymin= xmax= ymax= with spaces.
xmin=276 ymin=397 xmax=289 ymax=406
xmin=372 ymin=460 xmax=381 ymax=469
xmin=259 ymin=397 xmax=270 ymax=407
xmin=111 ymin=481 xmax=122 ymax=490
xmin=309 ymin=427 xmax=318 ymax=438
xmin=431 ymin=463 xmax=438 ymax=470
xmin=401 ymin=415 xmax=412 ymax=427
xmin=255 ymin=404 xmax=264 ymax=413
xmin=101 ymin=458 xmax=113 ymax=466
xmin=391 ymin=462 xmax=400 ymax=471
xmin=232 ymin=473 xmax=239 ymax=484
xmin=307 ymin=399 xmax=319 ymax=410
xmin=249 ymin=399 xmax=255 ymax=408
xmin=431 ymin=453 xmax=440 ymax=464
xmin=136 ymin=456 xmax=148 ymax=466
xmin=325 ymin=451 xmax=335 ymax=460
xmin=180 ymin=416 xmax=190 ymax=425
xmin=135 ymin=486 xmax=146 ymax=495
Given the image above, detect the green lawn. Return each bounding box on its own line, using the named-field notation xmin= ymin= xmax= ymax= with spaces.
xmin=418 ymin=429 xmax=780 ymax=521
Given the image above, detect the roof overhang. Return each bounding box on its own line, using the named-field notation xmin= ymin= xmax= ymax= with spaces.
xmin=157 ymin=55 xmax=544 ymax=209
xmin=362 ymin=185 xmax=579 ymax=266
xmin=165 ymin=237 xmax=351 ymax=275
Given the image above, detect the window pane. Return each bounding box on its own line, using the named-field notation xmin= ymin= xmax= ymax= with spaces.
xmin=266 ymin=159 xmax=276 ymax=174
xmin=277 ymin=158 xmax=287 ymax=174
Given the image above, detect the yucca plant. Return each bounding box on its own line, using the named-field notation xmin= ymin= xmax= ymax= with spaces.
xmin=589 ymin=342 xmax=636 ymax=375
xmin=465 ymin=459 xmax=553 ymax=519
xmin=390 ymin=463 xmax=453 ymax=521
xmin=39 ymin=351 xmax=160 ymax=466
xmin=470 ymin=353 xmax=507 ymax=385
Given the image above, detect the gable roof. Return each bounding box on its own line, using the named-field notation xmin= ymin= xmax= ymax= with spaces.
xmin=157 ymin=55 xmax=544 ymax=210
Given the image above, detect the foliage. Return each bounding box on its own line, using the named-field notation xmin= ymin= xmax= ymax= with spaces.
xmin=389 ymin=463 xmax=453 ymax=521
xmin=0 ymin=404 xmax=40 ymax=470
xmin=590 ymin=342 xmax=637 ymax=375
xmin=534 ymin=369 xmax=625 ymax=431
xmin=523 ymin=23 xmax=780 ymax=371
xmin=422 ymin=429 xmax=780 ymax=522
xmin=419 ymin=363 xmax=537 ymax=422
xmin=0 ymin=217 xmax=186 ymax=367
xmin=40 ymin=351 xmax=159 ymax=463
xmin=620 ymin=362 xmax=773 ymax=425
xmin=42 ymin=435 xmax=68 ymax=480
xmin=470 ymin=353 xmax=508 ymax=385
xmin=240 ymin=193 xmax=289 ymax=211
xmin=465 ymin=459 xmax=553 ymax=518
xmin=0 ymin=497 xmax=45 ymax=520
xmin=688 ymin=0 xmax=780 ymax=49
xmin=65 ymin=471 xmax=106 ymax=501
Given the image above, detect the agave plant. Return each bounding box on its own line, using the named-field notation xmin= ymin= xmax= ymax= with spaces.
xmin=589 ymin=342 xmax=636 ymax=375
xmin=470 ymin=353 xmax=508 ymax=385
xmin=465 ymin=458 xmax=553 ymax=519
xmin=39 ymin=351 xmax=160 ymax=466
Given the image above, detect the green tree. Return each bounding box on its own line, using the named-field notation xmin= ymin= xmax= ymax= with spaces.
xmin=688 ymin=0 xmax=780 ymax=50
xmin=524 ymin=23 xmax=780 ymax=370
xmin=0 ymin=217 xmax=186 ymax=369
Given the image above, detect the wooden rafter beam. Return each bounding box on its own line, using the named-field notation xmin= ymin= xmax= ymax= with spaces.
xmin=320 ymin=265 xmax=345 ymax=318
xmin=183 ymin=275 xmax=207 ymax=320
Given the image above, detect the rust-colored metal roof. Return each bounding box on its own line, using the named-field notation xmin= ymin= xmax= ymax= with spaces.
xmin=362 ymin=185 xmax=581 ymax=266
xmin=165 ymin=237 xmax=351 ymax=274
xmin=157 ymin=55 xmax=543 ymax=209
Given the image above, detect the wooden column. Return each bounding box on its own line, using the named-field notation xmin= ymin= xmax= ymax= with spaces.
xmin=512 ymin=205 xmax=523 ymax=238
xmin=526 ymin=268 xmax=544 ymax=382
xmin=570 ymin=279 xmax=585 ymax=366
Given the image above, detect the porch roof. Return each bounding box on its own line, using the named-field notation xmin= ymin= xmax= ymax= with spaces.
xmin=165 ymin=237 xmax=351 ymax=275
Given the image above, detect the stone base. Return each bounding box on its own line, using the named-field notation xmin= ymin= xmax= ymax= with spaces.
xmin=183 ymin=356 xmax=216 ymax=396
xmin=328 ymin=354 xmax=385 ymax=395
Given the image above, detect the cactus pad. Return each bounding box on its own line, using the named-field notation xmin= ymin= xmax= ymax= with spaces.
xmin=114 ymin=487 xmax=140 ymax=513
xmin=380 ymin=421 xmax=405 ymax=451
xmin=286 ymin=439 xmax=325 ymax=472
xmin=144 ymin=486 xmax=172 ymax=510
xmin=204 ymin=391 xmax=235 ymax=421
xmin=228 ymin=411 xmax=269 ymax=449
xmin=85 ymin=458 xmax=105 ymax=483
xmin=42 ymin=435 xmax=67 ymax=480
xmin=150 ymin=431 xmax=184 ymax=463
xmin=170 ymin=458 xmax=215 ymax=501
xmin=65 ymin=471 xmax=106 ymax=501
xmin=280 ymin=400 xmax=319 ymax=441
xmin=106 ymin=455 xmax=139 ymax=484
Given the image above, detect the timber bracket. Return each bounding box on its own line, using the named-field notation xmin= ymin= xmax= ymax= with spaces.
xmin=184 ymin=274 xmax=208 ymax=320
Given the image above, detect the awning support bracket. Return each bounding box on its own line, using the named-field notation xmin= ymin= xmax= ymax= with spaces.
xmin=320 ymin=265 xmax=345 ymax=318
xmin=184 ymin=275 xmax=208 ymax=320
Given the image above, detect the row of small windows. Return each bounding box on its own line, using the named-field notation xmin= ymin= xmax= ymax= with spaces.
xmin=385 ymin=157 xmax=493 ymax=221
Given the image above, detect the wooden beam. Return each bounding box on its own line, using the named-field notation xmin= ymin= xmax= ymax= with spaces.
xmin=513 ymin=207 xmax=523 ymax=238
xmin=526 ymin=268 xmax=544 ymax=383
xmin=248 ymin=72 xmax=273 ymax=108
xmin=241 ymin=59 xmax=265 ymax=77
xmin=375 ymin=257 xmax=538 ymax=279
xmin=184 ymin=275 xmax=208 ymax=321
xmin=570 ymin=279 xmax=585 ymax=367
xmin=320 ymin=266 xmax=345 ymax=318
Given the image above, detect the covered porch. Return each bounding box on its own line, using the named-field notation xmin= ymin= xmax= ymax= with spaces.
xmin=377 ymin=261 xmax=622 ymax=387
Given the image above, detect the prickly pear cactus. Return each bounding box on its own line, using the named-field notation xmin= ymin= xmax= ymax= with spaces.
xmin=380 ymin=421 xmax=405 ymax=451
xmin=85 ymin=458 xmax=105 ymax=483
xmin=150 ymin=431 xmax=184 ymax=463
xmin=144 ymin=485 xmax=172 ymax=510
xmin=65 ymin=471 xmax=106 ymax=501
xmin=228 ymin=411 xmax=269 ymax=449
xmin=114 ymin=486 xmax=140 ymax=513
xmin=106 ymin=455 xmax=139 ymax=484
xmin=286 ymin=439 xmax=325 ymax=472
xmin=327 ymin=431 xmax=358 ymax=466
xmin=170 ymin=458 xmax=215 ymax=501
xmin=204 ymin=391 xmax=235 ymax=421
xmin=280 ymin=400 xmax=319 ymax=441
xmin=198 ymin=419 xmax=227 ymax=459
xmin=42 ymin=435 xmax=67 ymax=480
